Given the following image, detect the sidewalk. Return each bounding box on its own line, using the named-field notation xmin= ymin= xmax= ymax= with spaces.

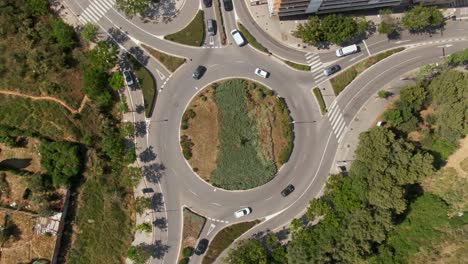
xmin=244 ymin=1 xmax=460 ymax=53
xmin=330 ymin=73 xmax=417 ymax=174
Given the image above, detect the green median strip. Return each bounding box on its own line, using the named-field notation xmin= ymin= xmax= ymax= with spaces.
xmin=128 ymin=55 xmax=156 ymax=118
xmin=214 ymin=0 xmax=227 ymax=45
xmin=237 ymin=23 xmax=270 ymax=54
xmin=142 ymin=44 xmax=186 ymax=72
xmin=284 ymin=60 xmax=311 ymax=71
xmin=313 ymin=87 xmax=327 ymax=115
xmin=330 ymin=47 xmax=405 ymax=95
xmin=165 ymin=10 xmax=205 ymax=47
xmin=202 ymin=220 xmax=260 ymax=264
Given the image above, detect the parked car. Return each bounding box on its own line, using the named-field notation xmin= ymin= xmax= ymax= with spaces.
xmin=123 ymin=70 xmax=134 ymax=86
xmin=376 ymin=121 xmax=385 ymax=127
xmin=207 ymin=19 xmax=216 ymax=36
xmin=141 ymin=188 xmax=154 ymax=194
xmin=195 ymin=238 xmax=209 ymax=255
xmin=234 ymin=207 xmax=252 ymax=218
xmin=323 ymin=65 xmax=341 ymax=76
xmin=337 ymin=165 xmax=347 ymax=175
xmin=230 ymin=29 xmax=246 ymax=46
xmin=223 ymin=0 xmax=233 ymax=11
xmin=335 ymin=44 xmax=359 ymax=57
xmin=281 ymin=184 xmax=295 ymax=197
xmin=192 ymin=65 xmax=207 ymax=80
xmin=203 ymin=0 xmax=212 ymax=8
xmin=254 ymin=68 xmax=269 ymax=78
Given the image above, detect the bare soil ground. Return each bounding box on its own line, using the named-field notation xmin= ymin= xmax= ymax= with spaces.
xmin=182 ymin=88 xmax=219 ymax=181
xmin=179 ymin=208 xmax=206 ymax=260
xmin=423 ymin=137 xmax=468 ymax=214
xmin=0 ymin=138 xmax=41 ymax=173
xmin=0 ymin=210 xmax=56 ymax=264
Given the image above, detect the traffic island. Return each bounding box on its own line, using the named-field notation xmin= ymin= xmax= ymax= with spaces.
xmin=180 ymin=79 xmax=294 ymax=190
xmin=165 ymin=10 xmax=205 ymax=47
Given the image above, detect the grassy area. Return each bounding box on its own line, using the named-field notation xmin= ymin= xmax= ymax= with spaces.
xmin=202 ymin=220 xmax=260 ymax=264
xmin=237 ymin=23 xmax=270 ymax=54
xmin=67 ymin=176 xmax=133 ymax=264
xmin=128 ymin=55 xmax=156 ymax=118
xmin=330 ymin=47 xmax=405 ymax=95
xmin=313 ymin=87 xmax=327 ymax=115
xmin=141 ymin=44 xmax=186 ymax=72
xmin=180 ymin=208 xmax=206 ymax=260
xmin=213 ymin=0 xmax=227 ymax=45
xmin=165 ymin=11 xmax=205 ymax=47
xmin=211 ymin=80 xmax=275 ymax=189
xmin=284 ymin=60 xmax=311 ymax=71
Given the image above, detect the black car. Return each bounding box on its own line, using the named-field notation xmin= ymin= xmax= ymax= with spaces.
xmin=223 ymin=0 xmax=233 ymax=11
xmin=195 ymin=238 xmax=209 ymax=255
xmin=323 ymin=64 xmax=341 ymax=76
xmin=192 ymin=65 xmax=207 ymax=80
xmin=281 ymin=184 xmax=295 ymax=197
xmin=203 ymin=0 xmax=212 ymax=8
xmin=123 ymin=70 xmax=134 ymax=86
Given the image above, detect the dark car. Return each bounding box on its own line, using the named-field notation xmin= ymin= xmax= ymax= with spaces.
xmin=323 ymin=64 xmax=341 ymax=76
xmin=195 ymin=238 xmax=209 ymax=255
xmin=223 ymin=0 xmax=233 ymax=11
xmin=281 ymin=184 xmax=295 ymax=197
xmin=192 ymin=65 xmax=207 ymax=80
xmin=203 ymin=0 xmax=212 ymax=8
xmin=123 ymin=70 xmax=134 ymax=86
xmin=141 ymin=188 xmax=154 ymax=194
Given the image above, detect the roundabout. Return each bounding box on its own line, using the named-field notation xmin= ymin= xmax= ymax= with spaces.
xmin=180 ymin=78 xmax=293 ymax=190
xmin=61 ymin=0 xmax=468 ymax=263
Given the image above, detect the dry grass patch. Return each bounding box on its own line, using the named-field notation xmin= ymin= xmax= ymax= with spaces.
xmin=0 ymin=138 xmax=41 ymax=172
xmin=423 ymin=137 xmax=468 ymax=215
xmin=179 ymin=208 xmax=206 ymax=260
xmin=181 ymin=88 xmax=219 ymax=181
xmin=0 ymin=210 xmax=56 ymax=264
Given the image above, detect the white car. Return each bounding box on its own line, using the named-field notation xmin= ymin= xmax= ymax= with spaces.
xmin=254 ymin=68 xmax=269 ymax=78
xmin=234 ymin=207 xmax=252 ymax=218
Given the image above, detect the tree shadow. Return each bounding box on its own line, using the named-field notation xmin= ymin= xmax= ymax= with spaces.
xmin=135 ymin=104 xmax=145 ymax=114
xmin=139 ymin=146 xmax=156 ymax=163
xmin=128 ymin=46 xmax=149 ymax=67
xmin=142 ymin=162 xmax=165 ymax=183
xmin=151 ymin=192 xmax=165 ymax=212
xmin=140 ymin=0 xmax=178 ymax=23
xmin=152 ymin=240 xmax=170 ymax=259
xmin=134 ymin=121 xmax=147 ymax=138
xmin=153 ymin=217 xmax=168 ymax=231
xmin=107 ymin=27 xmax=129 ymax=44
xmin=0 ymin=158 xmax=32 ymax=170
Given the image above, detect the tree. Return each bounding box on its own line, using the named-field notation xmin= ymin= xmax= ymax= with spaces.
xmin=384 ymin=109 xmax=403 ymax=126
xmin=109 ymin=71 xmax=125 ymax=91
xmin=321 ymin=14 xmax=359 ymax=45
xmin=377 ymin=9 xmax=399 ymax=37
xmin=294 ymin=16 xmax=324 ymax=46
xmin=26 ymin=0 xmax=49 ymax=16
xmin=81 ymin=23 xmax=99 ymax=42
xmin=402 ymin=5 xmax=444 ymax=32
xmin=134 ymin=197 xmax=151 ymax=214
xmin=82 ymin=67 xmax=112 ymax=108
xmin=127 ymin=244 xmax=151 ymax=264
xmin=116 ymin=0 xmax=152 ymax=17
xmin=87 ymin=41 xmax=119 ymax=71
xmin=377 ymin=90 xmax=390 ymax=98
xmin=51 ymin=19 xmax=76 ymax=50
xmin=306 ymin=198 xmax=329 ymax=221
xmin=225 ymin=239 xmax=268 ymax=264
xmin=135 ymin=222 xmax=152 ymax=233
xmin=0 ymin=214 xmax=19 ymax=245
xmin=39 ymin=141 xmax=81 ymax=187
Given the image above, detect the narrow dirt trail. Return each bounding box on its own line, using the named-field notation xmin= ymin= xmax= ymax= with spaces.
xmin=0 ymin=90 xmax=88 ymax=114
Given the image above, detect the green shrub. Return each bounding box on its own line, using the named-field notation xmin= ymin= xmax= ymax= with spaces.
xmin=180 ymin=135 xmax=194 ymax=160
xmin=179 ymin=258 xmax=189 ymax=264
xmin=284 ymin=60 xmax=311 ymax=71
xmin=165 ymin=11 xmax=205 ymax=47
xmin=313 ymin=88 xmax=327 ymax=115
xmin=237 ymin=23 xmax=270 ymax=54
xmin=182 ymin=247 xmax=193 ymax=257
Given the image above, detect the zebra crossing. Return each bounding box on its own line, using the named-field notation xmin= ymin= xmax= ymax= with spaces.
xmin=305 ymin=52 xmax=326 ymax=83
xmin=79 ymin=0 xmax=116 ymax=24
xmin=327 ymin=101 xmax=347 ymax=143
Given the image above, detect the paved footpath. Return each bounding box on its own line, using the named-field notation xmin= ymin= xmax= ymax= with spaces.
xmin=330 ymin=74 xmax=417 ymax=173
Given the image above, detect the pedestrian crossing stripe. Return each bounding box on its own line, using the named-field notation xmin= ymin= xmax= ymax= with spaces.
xmin=79 ymin=0 xmax=116 ymax=24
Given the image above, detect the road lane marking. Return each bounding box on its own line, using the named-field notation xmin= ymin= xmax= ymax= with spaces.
xmin=349 ymin=54 xmax=364 ymax=62
xmin=207 ymin=224 xmax=216 ymax=236
xmin=395 ymin=40 xmax=410 ymax=44
xmin=211 ymin=202 xmax=222 ymax=207
xmin=188 ymin=189 xmax=198 ymax=196
xmin=363 ymin=40 xmax=371 ymax=56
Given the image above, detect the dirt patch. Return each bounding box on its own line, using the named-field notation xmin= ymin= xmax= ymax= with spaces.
xmin=0 ymin=210 xmax=56 ymax=264
xmin=0 ymin=138 xmax=41 ymax=173
xmin=181 ymin=88 xmax=219 ymax=181
xmin=179 ymin=208 xmax=206 ymax=260
xmin=445 ymin=137 xmax=468 ymax=178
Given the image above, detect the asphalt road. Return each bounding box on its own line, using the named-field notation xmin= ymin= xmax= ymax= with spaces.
xmin=61 ymin=0 xmax=468 ymax=263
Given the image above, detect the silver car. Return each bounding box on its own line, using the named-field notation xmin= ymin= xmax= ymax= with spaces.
xmin=234 ymin=207 xmax=252 ymax=218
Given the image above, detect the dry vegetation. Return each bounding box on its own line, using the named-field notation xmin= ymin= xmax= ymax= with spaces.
xmin=0 ymin=210 xmax=56 ymax=264
xmin=179 ymin=208 xmax=206 ymax=260
xmin=181 ymin=88 xmax=219 ymax=181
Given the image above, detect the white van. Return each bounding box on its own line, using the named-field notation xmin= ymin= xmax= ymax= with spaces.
xmin=230 ymin=29 xmax=246 ymax=46
xmin=336 ymin=44 xmax=359 ymax=57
